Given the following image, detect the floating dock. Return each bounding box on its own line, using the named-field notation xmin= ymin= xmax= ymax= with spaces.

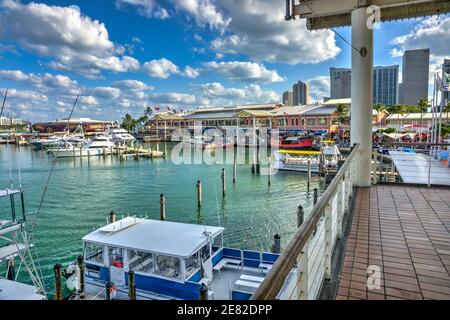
xmin=389 ymin=151 xmax=450 ymax=186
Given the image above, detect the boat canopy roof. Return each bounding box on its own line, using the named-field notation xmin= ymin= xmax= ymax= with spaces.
xmin=0 ymin=189 xmax=20 ymax=198
xmin=276 ymin=150 xmax=321 ymax=155
xmin=83 ymin=218 xmax=224 ymax=258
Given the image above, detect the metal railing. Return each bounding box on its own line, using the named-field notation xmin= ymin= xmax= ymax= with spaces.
xmin=251 ymin=144 xmax=360 ymax=300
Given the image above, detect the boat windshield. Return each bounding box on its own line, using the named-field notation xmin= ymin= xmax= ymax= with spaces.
xmin=129 ymin=249 xmax=154 ymax=274
xmin=109 ymin=247 xmax=124 ymax=268
xmin=185 ymin=252 xmax=200 ymax=278
xmin=84 ymin=242 xmax=104 ymax=265
xmin=155 ymin=254 xmax=181 ymax=280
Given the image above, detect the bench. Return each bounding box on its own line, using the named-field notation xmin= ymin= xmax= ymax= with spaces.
xmin=213 ymin=258 xmax=242 ymax=275
xmin=234 ymin=280 xmax=260 ymax=292
xmin=240 ymin=274 xmax=265 ymax=283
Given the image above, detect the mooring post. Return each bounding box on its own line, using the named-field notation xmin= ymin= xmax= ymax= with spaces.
xmin=268 ymin=158 xmax=271 ymax=186
xmin=160 ymin=194 xmax=166 ymax=220
xmin=297 ymin=205 xmax=304 ymax=228
xmin=128 ymin=270 xmax=136 ymax=300
xmin=233 ymin=154 xmax=237 ymax=183
xmin=272 ymin=234 xmax=281 ymax=254
xmin=313 ymin=188 xmax=318 ymax=205
xmin=79 ymin=147 xmax=82 ymax=158
xmin=307 ymin=159 xmax=311 ymax=191
xmin=110 ymin=210 xmax=116 ymax=223
xmin=200 ymin=284 xmax=208 ymax=300
xmin=221 ymin=168 xmax=226 ymax=197
xmin=105 ymin=281 xmax=115 ymax=300
xmin=77 ymin=255 xmax=85 ymax=296
xmin=196 ymin=180 xmax=202 ymax=208
xmin=54 ymin=264 xmax=63 ymax=301
xmin=251 ymin=163 xmax=255 ymax=174
xmin=72 ymin=146 xmax=75 ymax=157
xmin=6 ymin=258 xmax=15 ymax=281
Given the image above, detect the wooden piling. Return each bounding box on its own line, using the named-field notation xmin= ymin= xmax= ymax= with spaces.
xmin=196 ymin=180 xmax=202 ymax=208
xmin=271 ymin=234 xmax=281 ymax=254
xmin=233 ymin=154 xmax=237 ymax=184
xmin=77 ymin=255 xmax=85 ymax=296
xmin=105 ymin=281 xmax=115 ymax=300
xmin=6 ymin=258 xmax=14 ymax=280
xmin=128 ymin=270 xmax=136 ymax=300
xmin=221 ymin=168 xmax=226 ymax=197
xmin=313 ymin=188 xmax=318 ymax=205
xmin=200 ymin=284 xmax=208 ymax=300
xmin=297 ymin=205 xmax=304 ymax=228
xmin=54 ymin=264 xmax=63 ymax=300
xmin=268 ymin=159 xmax=271 ymax=186
xmin=110 ymin=210 xmax=116 ymax=223
xmin=160 ymin=194 xmax=166 ymax=221
xmin=307 ymin=159 xmax=311 ymax=191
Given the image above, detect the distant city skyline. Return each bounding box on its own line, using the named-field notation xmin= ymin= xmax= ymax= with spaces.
xmin=400 ymin=49 xmax=430 ymax=106
xmin=0 ymin=1 xmax=449 ymax=121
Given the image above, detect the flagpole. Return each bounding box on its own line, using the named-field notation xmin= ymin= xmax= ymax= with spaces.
xmin=438 ymin=86 xmax=444 ymax=157
xmin=430 ymin=74 xmax=436 ymax=146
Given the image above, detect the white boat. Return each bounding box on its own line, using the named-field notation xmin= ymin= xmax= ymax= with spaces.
xmin=107 ymin=127 xmax=135 ymax=146
xmin=48 ymin=135 xmax=115 ymax=157
xmin=70 ymin=217 xmax=285 ymax=300
xmin=0 ymin=188 xmax=46 ymax=300
xmin=274 ymin=143 xmax=342 ymax=173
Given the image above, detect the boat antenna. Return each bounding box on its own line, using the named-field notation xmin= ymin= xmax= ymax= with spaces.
xmin=214 ymin=183 xmax=221 ymax=227
xmin=36 ymin=93 xmax=79 ymax=217
xmin=0 ymin=88 xmax=7 ymax=121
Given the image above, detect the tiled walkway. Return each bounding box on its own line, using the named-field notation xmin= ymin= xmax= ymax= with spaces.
xmin=336 ymin=185 xmax=450 ymax=300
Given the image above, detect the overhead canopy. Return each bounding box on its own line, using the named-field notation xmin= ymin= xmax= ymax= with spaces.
xmin=290 ymin=0 xmax=450 ymax=30
xmin=83 ymin=218 xmax=224 ymax=258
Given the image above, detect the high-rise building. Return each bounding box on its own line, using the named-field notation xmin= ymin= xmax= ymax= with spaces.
xmin=330 ymin=67 xmax=351 ymax=99
xmin=373 ymin=65 xmax=399 ymax=106
xmin=401 ymin=48 xmax=429 ymax=106
xmin=330 ymin=66 xmax=399 ymax=105
xmin=442 ymin=59 xmax=450 ymax=104
xmin=292 ymin=81 xmax=309 ymax=105
xmin=282 ymin=90 xmax=293 ymax=106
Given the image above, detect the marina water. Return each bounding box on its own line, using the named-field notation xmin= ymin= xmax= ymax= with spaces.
xmin=0 ymin=143 xmax=323 ymax=295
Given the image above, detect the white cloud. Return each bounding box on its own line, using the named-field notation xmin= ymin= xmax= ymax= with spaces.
xmin=79 ymin=95 xmax=98 ymax=106
xmin=149 ymin=92 xmax=197 ymax=104
xmin=208 ymin=0 xmax=340 ymax=65
xmin=198 ymin=82 xmax=280 ymax=106
xmin=171 ymin=0 xmax=230 ymax=31
xmin=113 ymin=79 xmax=153 ymax=91
xmin=143 ymin=58 xmax=180 ymax=79
xmin=183 ymin=66 xmax=200 ymax=78
xmin=1 ymin=87 xmax=48 ymax=101
xmin=308 ymin=76 xmax=330 ymax=102
xmin=204 ymin=61 xmax=284 ymax=83
xmin=115 ymin=0 xmax=169 ymax=19
xmin=91 ymin=87 xmax=121 ymax=99
xmin=0 ymin=1 xmax=139 ymax=77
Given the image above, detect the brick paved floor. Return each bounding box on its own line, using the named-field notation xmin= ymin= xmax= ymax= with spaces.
xmin=336 ymin=185 xmax=450 ymax=300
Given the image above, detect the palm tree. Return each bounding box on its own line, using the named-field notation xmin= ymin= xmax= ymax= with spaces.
xmin=389 ymin=104 xmax=406 ymax=142
xmin=444 ymin=102 xmax=450 ymax=125
xmin=121 ymin=113 xmax=137 ymax=132
xmin=417 ymin=98 xmax=430 ymax=142
xmin=336 ymin=103 xmax=349 ymax=142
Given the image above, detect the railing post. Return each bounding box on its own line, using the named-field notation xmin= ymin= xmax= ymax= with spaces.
xmin=336 ymin=182 xmax=343 ymax=239
xmin=296 ymin=243 xmax=308 ymax=300
xmin=324 ymin=204 xmax=332 ymax=280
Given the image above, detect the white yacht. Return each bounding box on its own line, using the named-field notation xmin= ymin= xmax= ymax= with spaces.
xmin=48 ymin=134 xmax=115 ymax=157
xmin=107 ymin=127 xmax=135 ymax=146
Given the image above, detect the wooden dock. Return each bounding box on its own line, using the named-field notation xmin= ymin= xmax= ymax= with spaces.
xmin=113 ymin=145 xmax=164 ymax=160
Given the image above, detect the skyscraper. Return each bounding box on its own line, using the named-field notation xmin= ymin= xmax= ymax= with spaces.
xmin=373 ymin=65 xmax=399 ymax=106
xmin=282 ymin=90 xmax=293 ymax=106
xmin=292 ymin=81 xmax=309 ymax=105
xmin=330 ymin=67 xmax=351 ymax=99
xmin=330 ymin=66 xmax=399 ymax=105
xmin=442 ymin=59 xmax=450 ymax=104
xmin=401 ymin=48 xmax=430 ymax=106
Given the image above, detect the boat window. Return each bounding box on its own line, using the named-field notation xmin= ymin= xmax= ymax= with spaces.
xmin=154 ymin=254 xmax=181 ymax=280
xmin=84 ymin=242 xmax=104 ymax=265
xmin=200 ymin=244 xmax=210 ymax=261
xmin=185 ymin=252 xmax=200 ymax=278
xmin=212 ymin=236 xmax=223 ymax=253
xmin=109 ymin=247 xmax=124 ymax=268
xmin=129 ymin=250 xmax=154 ymax=274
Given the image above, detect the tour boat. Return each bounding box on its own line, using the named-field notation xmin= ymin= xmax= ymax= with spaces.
xmin=75 ymin=217 xmax=281 ymax=300
xmin=274 ymin=143 xmax=342 ymax=173
xmin=48 ymin=135 xmax=115 ymax=157
xmin=279 ymin=135 xmax=314 ymax=149
xmin=0 ymin=187 xmax=46 ymax=300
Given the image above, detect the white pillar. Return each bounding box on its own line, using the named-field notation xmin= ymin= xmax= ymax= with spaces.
xmin=351 ymin=7 xmax=373 ymax=187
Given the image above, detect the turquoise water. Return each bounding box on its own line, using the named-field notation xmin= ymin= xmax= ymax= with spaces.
xmin=0 ymin=143 xmax=323 ymax=294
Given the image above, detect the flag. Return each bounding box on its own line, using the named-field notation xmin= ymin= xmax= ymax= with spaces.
xmin=167 ymin=106 xmax=172 ymax=111
xmin=155 ymin=106 xmax=160 ymax=111
xmin=443 ymin=73 xmax=450 ymax=92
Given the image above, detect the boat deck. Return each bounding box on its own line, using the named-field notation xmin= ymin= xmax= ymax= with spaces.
xmin=389 ymin=151 xmax=450 ymax=186
xmin=336 ymin=185 xmax=450 ymax=300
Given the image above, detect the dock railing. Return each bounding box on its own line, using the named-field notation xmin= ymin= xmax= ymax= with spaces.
xmin=251 ymin=144 xmax=360 ymax=300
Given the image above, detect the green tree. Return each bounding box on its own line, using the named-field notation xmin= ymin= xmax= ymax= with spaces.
xmin=444 ymin=102 xmax=450 ymax=125
xmin=373 ymin=103 xmax=386 ymax=113
xmin=336 ymin=103 xmax=349 ymax=141
xmin=121 ymin=113 xmax=138 ymax=132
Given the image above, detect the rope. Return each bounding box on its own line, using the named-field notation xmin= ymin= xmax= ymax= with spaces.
xmin=90 ymin=287 xmax=106 ymax=300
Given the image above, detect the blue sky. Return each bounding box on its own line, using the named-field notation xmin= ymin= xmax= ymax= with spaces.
xmin=0 ymin=0 xmax=449 ymax=122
